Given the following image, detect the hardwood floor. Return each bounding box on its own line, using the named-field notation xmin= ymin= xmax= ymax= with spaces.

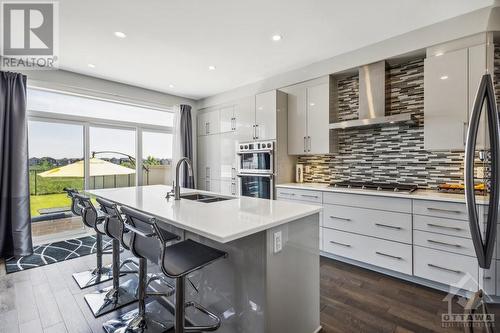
xmin=0 ymin=254 xmax=498 ymax=333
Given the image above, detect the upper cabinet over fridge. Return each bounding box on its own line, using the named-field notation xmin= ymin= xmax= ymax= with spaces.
xmin=424 ymin=33 xmax=493 ymax=151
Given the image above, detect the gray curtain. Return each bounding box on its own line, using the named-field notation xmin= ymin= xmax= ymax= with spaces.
xmin=0 ymin=71 xmax=32 ymax=258
xmin=180 ymin=104 xmax=194 ymax=188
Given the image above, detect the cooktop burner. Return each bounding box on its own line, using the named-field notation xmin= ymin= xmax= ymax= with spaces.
xmin=329 ymin=181 xmax=418 ymax=194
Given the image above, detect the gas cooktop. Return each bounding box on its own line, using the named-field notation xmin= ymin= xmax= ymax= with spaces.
xmin=329 ymin=181 xmax=418 ymax=194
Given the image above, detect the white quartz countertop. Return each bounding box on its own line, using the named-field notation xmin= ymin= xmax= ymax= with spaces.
xmin=276 ymin=183 xmax=490 ymax=205
xmin=86 ymin=185 xmax=322 ymax=243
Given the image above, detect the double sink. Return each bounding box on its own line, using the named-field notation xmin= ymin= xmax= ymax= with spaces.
xmin=180 ymin=193 xmax=233 ymax=203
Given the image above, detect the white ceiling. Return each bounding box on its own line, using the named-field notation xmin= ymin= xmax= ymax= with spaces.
xmin=59 ymin=0 xmax=494 ymax=100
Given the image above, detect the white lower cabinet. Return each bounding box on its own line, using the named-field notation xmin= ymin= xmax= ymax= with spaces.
xmin=323 ymin=204 xmax=412 ymax=244
xmin=277 ymin=186 xmax=498 ymax=295
xmin=414 ymin=245 xmax=478 ymax=291
xmin=323 ymin=228 xmax=412 ymax=275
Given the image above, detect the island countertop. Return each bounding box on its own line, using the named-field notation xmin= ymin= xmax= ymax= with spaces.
xmin=86 ymin=185 xmax=322 ymax=244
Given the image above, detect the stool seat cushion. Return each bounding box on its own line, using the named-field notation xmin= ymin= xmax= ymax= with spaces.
xmin=122 ymin=231 xmax=132 ymax=249
xmin=162 ymin=239 xmax=226 ymax=278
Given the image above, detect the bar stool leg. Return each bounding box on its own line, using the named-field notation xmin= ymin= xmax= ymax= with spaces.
xmin=175 ymin=276 xmax=185 ymax=333
xmin=72 ymin=233 xmax=113 ymax=289
xmin=84 ymin=239 xmax=138 ymax=317
xmin=102 ymin=258 xmax=175 ymax=333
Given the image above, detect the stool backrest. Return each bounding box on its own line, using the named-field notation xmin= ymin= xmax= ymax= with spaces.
xmin=120 ymin=206 xmax=160 ymax=264
xmin=95 ymin=197 xmax=122 ymax=241
xmin=74 ymin=194 xmax=99 ymax=229
xmin=63 ymin=188 xmax=82 ymax=216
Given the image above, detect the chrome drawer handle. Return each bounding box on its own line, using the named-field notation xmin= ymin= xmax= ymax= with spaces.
xmin=484 ymin=276 xmax=492 ymax=280
xmin=375 ymin=251 xmax=402 ymax=260
xmin=427 ymin=263 xmax=462 ymax=274
xmin=427 ymin=207 xmax=462 ymax=214
xmin=427 ymin=239 xmax=462 ymax=248
xmin=280 ymin=192 xmax=295 ymax=196
xmin=375 ymin=223 xmax=402 ymax=230
xmin=329 ymin=241 xmax=351 ymax=247
xmin=329 ymin=216 xmax=351 ymax=222
xmin=427 ymin=223 xmax=462 ymax=231
xmin=301 ymin=194 xmax=318 ymax=199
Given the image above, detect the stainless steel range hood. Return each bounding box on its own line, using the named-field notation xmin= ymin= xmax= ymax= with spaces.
xmin=329 ymin=61 xmax=413 ymax=130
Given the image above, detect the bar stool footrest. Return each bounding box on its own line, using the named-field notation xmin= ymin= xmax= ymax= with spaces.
xmin=184 ymin=301 xmax=221 ymax=332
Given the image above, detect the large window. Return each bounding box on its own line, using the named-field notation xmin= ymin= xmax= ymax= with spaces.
xmin=27 ymin=88 xmax=174 ymax=227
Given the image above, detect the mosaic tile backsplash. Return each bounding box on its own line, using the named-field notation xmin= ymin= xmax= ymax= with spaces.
xmin=298 ymin=47 xmax=500 ymax=189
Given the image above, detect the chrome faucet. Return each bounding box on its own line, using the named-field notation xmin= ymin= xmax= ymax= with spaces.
xmin=174 ymin=157 xmax=193 ymax=200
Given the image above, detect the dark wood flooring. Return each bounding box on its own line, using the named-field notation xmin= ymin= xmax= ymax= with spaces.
xmin=1 ymin=254 xmax=499 ymax=333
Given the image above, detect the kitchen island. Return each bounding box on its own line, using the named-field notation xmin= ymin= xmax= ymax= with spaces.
xmin=87 ymin=185 xmax=322 ymax=333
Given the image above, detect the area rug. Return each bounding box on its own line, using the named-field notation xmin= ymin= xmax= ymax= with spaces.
xmin=4 ymin=235 xmax=112 ymax=274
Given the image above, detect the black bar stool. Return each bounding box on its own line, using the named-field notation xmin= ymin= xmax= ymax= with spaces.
xmin=152 ymin=223 xmax=226 ymax=333
xmin=82 ymin=197 xmax=140 ymax=317
xmin=71 ymin=194 xmax=113 ymax=288
xmin=103 ymin=206 xmax=180 ymax=333
xmin=63 ymin=188 xmax=83 ymax=217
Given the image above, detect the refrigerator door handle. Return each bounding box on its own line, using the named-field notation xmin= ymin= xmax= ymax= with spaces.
xmin=465 ymin=73 xmax=500 ymax=270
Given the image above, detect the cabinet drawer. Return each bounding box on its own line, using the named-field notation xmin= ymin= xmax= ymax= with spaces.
xmin=413 ymin=215 xmax=471 ymax=239
xmin=323 ymin=229 xmax=412 ymax=275
xmin=323 ymin=204 xmax=412 ymax=244
xmin=413 ymin=230 xmax=476 ymax=257
xmin=482 ymin=259 xmax=496 ymax=296
xmin=414 ymin=246 xmax=478 ymax=291
xmin=413 ymin=200 xmax=469 ymax=220
xmin=323 ymin=192 xmax=411 ymax=213
xmin=276 ymin=188 xmax=322 ymax=203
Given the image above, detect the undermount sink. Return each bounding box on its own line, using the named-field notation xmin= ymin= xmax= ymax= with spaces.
xmin=180 ymin=193 xmax=233 ymax=203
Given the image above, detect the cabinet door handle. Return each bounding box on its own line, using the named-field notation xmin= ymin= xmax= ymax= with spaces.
xmin=279 ymin=192 xmax=296 ymax=196
xmin=426 ymin=207 xmax=462 ymax=214
xmin=253 ymin=124 xmax=256 ymax=139
xmin=427 ymin=223 xmax=462 ymax=231
xmin=231 ymin=182 xmax=236 ymax=195
xmin=329 ymin=215 xmax=351 ymax=221
xmin=375 ymin=223 xmax=402 ymax=230
xmin=463 ymin=122 xmax=468 ymax=146
xmin=427 ymin=263 xmax=462 ymax=274
xmin=255 ymin=124 xmax=259 ymax=139
xmin=307 ymin=136 xmax=311 ymax=152
xmin=205 ymin=122 xmax=209 ymax=135
xmin=375 ymin=251 xmax=402 ymax=260
xmin=304 ymin=137 xmax=307 ymax=153
xmin=329 ymin=240 xmax=351 ymax=247
xmin=427 ymin=239 xmax=462 ymax=248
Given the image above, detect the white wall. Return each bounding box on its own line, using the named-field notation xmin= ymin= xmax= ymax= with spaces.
xmin=198 ymin=5 xmax=500 ymax=109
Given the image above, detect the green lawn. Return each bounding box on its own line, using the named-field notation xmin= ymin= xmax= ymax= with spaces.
xmin=30 ymin=193 xmax=70 ymax=217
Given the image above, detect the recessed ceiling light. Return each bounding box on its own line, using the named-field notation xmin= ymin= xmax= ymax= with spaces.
xmin=208 ymin=65 xmax=216 ymax=71
xmin=114 ymin=31 xmax=127 ymax=39
xmin=88 ymin=63 xmax=96 ymax=68
xmin=168 ymin=84 xmax=174 ymax=88
xmin=440 ymin=75 xmax=449 ymax=80
xmin=272 ymin=35 xmax=282 ymax=41
xmin=435 ymin=52 xmax=444 ymax=57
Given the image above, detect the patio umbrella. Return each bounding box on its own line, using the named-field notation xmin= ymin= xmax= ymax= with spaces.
xmin=38 ymin=158 xmax=135 ymax=178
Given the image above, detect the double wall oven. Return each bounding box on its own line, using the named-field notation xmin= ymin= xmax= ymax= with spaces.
xmin=237 ymin=141 xmax=275 ymax=199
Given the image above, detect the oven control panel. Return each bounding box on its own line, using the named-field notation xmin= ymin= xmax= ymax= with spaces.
xmin=238 ymin=141 xmax=274 ymax=152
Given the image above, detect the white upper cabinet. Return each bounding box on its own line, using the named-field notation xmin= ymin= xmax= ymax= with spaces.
xmin=255 ymin=90 xmax=277 ymax=140
xmin=197 ymin=109 xmax=220 ymax=136
xmin=424 ymin=48 xmax=468 ymax=151
xmin=424 ymin=35 xmax=492 ymax=151
xmin=307 ymin=83 xmax=330 ymax=154
xmin=234 ymin=96 xmax=255 ymax=142
xmin=219 ymin=106 xmax=236 ymax=133
xmin=284 ymin=77 xmax=332 ymax=155
xmin=286 ymin=85 xmax=307 ymax=155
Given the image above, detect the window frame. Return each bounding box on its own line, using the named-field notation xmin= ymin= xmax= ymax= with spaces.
xmin=27 ymin=87 xmax=175 ymax=189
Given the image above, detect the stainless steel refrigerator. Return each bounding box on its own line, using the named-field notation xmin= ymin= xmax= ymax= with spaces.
xmin=464 ymin=72 xmax=499 ymax=331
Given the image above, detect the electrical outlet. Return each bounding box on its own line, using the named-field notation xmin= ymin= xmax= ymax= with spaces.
xmin=273 ymin=231 xmax=282 ymax=253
